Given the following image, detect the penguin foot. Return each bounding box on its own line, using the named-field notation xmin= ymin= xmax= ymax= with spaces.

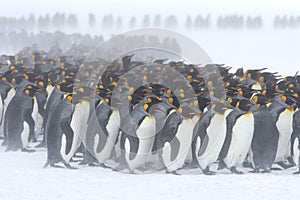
xmin=271 ymin=167 xmax=282 ymax=171
xmin=202 ymin=167 xmax=216 ymax=175
xmin=261 ymin=169 xmax=271 ymax=173
xmin=21 ymin=148 xmax=35 ymax=153
xmin=184 ymin=160 xmax=199 ymax=169
xmin=50 ymin=164 xmax=65 ymax=168
xmin=218 ymin=160 xmax=226 ymax=170
xmin=63 ymin=162 xmax=77 ymax=170
xmin=242 ymin=160 xmax=253 ymax=169
xmin=293 ymin=170 xmax=300 ymax=174
xmin=166 ymin=171 xmax=181 ymax=175
xmin=35 ymin=142 xmax=46 ymax=148
xmin=230 ymin=167 xmax=244 ymax=174
xmin=277 ymin=161 xmax=294 ymax=169
xmin=250 ymin=168 xmax=260 ymax=173
xmin=1 ymin=140 xmax=7 ymax=146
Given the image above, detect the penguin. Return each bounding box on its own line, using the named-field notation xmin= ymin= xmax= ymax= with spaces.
xmin=219 ymin=99 xmax=254 ymax=174
xmin=83 ymin=96 xmax=121 ymax=166
xmin=157 ymin=107 xmax=195 ymax=174
xmin=119 ymin=95 xmax=160 ymax=173
xmin=250 ymin=94 xmax=279 ymax=173
xmin=292 ymin=107 xmax=300 ymax=174
xmin=193 ymin=99 xmax=232 ymax=175
xmin=268 ymin=94 xmax=295 ymax=169
xmin=5 ymin=84 xmax=41 ymax=152
xmin=44 ymin=94 xmax=75 ymax=169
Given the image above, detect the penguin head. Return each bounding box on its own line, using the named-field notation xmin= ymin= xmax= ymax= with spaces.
xmin=121 ymin=54 xmax=134 ymax=68
xmin=227 ymin=97 xmax=239 ymax=107
xmin=251 ymin=93 xmax=269 ymax=107
xmin=236 ymin=99 xmax=252 ymax=112
xmin=23 ymin=84 xmax=41 ymax=97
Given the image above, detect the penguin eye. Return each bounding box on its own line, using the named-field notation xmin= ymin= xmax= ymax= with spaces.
xmin=147 ymin=97 xmax=152 ymax=103
xmin=143 ymin=103 xmax=149 ymax=111
xmin=281 ymin=95 xmax=287 ymax=102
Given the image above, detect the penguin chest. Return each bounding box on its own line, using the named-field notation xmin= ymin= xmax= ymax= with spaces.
xmin=224 ymin=113 xmax=254 ymax=168
xmin=21 ymin=121 xmax=30 ymax=148
xmin=94 ymin=109 xmax=121 ymax=162
xmin=198 ymin=114 xmax=227 ymax=168
xmin=62 ymin=102 xmax=90 ymax=162
xmin=125 ymin=116 xmax=156 ymax=171
xmin=163 ymin=118 xmax=194 ymax=172
xmin=44 ymin=85 xmax=54 ymax=109
xmin=275 ymin=108 xmax=294 ymax=162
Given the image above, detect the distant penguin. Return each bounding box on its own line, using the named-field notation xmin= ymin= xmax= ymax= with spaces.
xmin=44 ymin=94 xmax=75 ymax=168
xmin=5 ymin=85 xmax=41 ymax=152
xmin=268 ymin=94 xmax=295 ymax=169
xmin=157 ymin=107 xmax=195 ymax=174
xmin=193 ymin=99 xmax=232 ymax=175
xmin=119 ymin=96 xmax=159 ymax=173
xmin=219 ymin=99 xmax=254 ymax=174
xmin=250 ymin=94 xmax=279 ymax=173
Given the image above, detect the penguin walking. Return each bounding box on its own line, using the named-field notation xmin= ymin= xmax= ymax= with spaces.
xmin=5 ymin=85 xmax=41 ymax=152
xmin=219 ymin=99 xmax=254 ymax=174
xmin=119 ymin=96 xmax=159 ymax=173
xmin=193 ymin=99 xmax=232 ymax=175
xmin=250 ymin=94 xmax=279 ymax=173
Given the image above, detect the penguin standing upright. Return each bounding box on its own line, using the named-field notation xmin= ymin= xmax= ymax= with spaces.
xmin=193 ymin=99 xmax=232 ymax=175
xmin=250 ymin=94 xmax=279 ymax=173
xmin=268 ymin=94 xmax=295 ymax=168
xmin=292 ymin=106 xmax=300 ymax=174
xmin=219 ymin=99 xmax=254 ymax=174
xmin=157 ymin=107 xmax=195 ymax=174
xmin=119 ymin=95 xmax=159 ymax=173
xmin=5 ymin=84 xmax=41 ymax=152
xmin=44 ymin=93 xmax=75 ymax=168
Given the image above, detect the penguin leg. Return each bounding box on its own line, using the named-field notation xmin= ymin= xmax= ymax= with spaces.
xmin=21 ymin=148 xmax=35 ymax=153
xmin=287 ymin=156 xmax=296 ymax=167
xmin=242 ymin=160 xmax=254 ymax=169
xmin=218 ymin=159 xmax=226 ymax=170
xmin=230 ymin=167 xmax=244 ymax=174
xmin=166 ymin=171 xmax=181 ymax=175
xmin=277 ymin=161 xmax=294 ymax=169
xmin=293 ymin=170 xmax=300 ymax=174
xmin=202 ymin=167 xmax=216 ymax=175
xmin=50 ymin=163 xmax=65 ymax=168
xmin=250 ymin=167 xmax=260 ymax=173
xmin=62 ymin=160 xmax=77 ymax=170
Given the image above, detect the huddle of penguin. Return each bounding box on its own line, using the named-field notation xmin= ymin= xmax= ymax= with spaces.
xmin=1 ymin=48 xmax=300 ymax=176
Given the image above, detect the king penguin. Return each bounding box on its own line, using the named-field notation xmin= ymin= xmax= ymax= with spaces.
xmin=193 ymin=99 xmax=232 ymax=175
xmin=219 ymin=99 xmax=254 ymax=174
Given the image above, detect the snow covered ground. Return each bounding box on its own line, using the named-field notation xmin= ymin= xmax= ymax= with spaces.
xmin=0 ymin=140 xmax=300 ymax=200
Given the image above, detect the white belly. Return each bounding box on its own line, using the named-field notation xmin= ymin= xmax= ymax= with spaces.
xmin=293 ymin=138 xmax=299 ymax=166
xmin=31 ymin=97 xmax=39 ymax=138
xmin=275 ymin=108 xmax=294 ymax=162
xmin=197 ymin=112 xmax=228 ymax=169
xmin=65 ymin=101 xmax=90 ymax=162
xmin=224 ymin=113 xmax=254 ymax=168
xmin=163 ymin=118 xmax=194 ymax=172
xmin=0 ymin=88 xmax=16 ymax=135
xmin=21 ymin=121 xmax=30 ymax=148
xmin=125 ymin=116 xmax=156 ymax=171
xmin=94 ymin=109 xmax=120 ymax=163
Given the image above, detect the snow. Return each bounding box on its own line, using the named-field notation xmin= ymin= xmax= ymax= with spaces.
xmin=0 ymin=141 xmax=300 ymax=200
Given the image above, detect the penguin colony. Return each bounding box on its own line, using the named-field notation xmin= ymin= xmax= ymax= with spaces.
xmin=1 ymin=48 xmax=300 ymax=175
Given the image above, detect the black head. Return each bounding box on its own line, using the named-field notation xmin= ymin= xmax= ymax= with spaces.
xmin=237 ymin=99 xmax=252 ymax=112
xmin=23 ymin=85 xmax=41 ymax=97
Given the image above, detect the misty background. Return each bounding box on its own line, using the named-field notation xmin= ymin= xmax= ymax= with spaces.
xmin=0 ymin=0 xmax=299 ymax=75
